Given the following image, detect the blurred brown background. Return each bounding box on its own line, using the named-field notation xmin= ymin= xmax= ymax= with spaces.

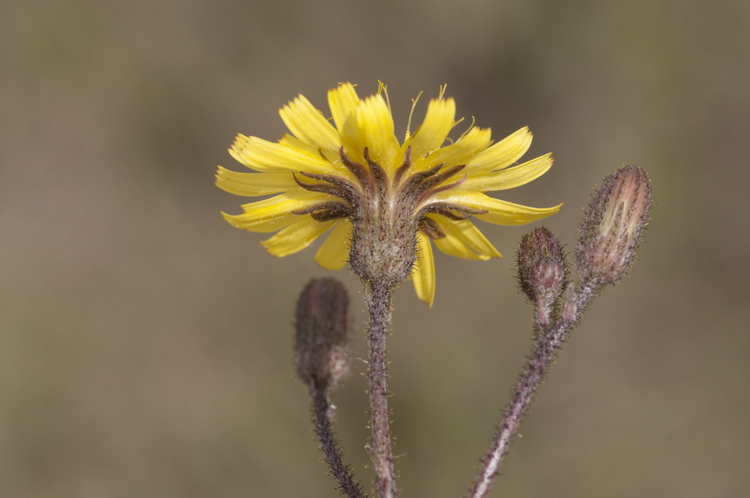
xmin=1 ymin=0 xmax=749 ymax=496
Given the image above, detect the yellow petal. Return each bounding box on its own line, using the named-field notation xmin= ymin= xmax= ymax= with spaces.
xmin=412 ymin=231 xmax=436 ymax=307
xmin=475 ymin=201 xmax=561 ymax=226
xmin=432 ymin=230 xmax=484 ymax=260
xmin=431 ymin=190 xmax=562 ymax=226
xmin=328 ymin=83 xmax=361 ymax=133
xmin=352 ymin=94 xmax=401 ymax=172
xmin=215 ymin=167 xmax=298 ymax=197
xmin=221 ymin=212 xmax=298 ymax=233
xmin=336 ymin=116 xmax=367 ymax=166
xmin=420 ymin=126 xmax=492 ymax=171
xmin=430 ymin=216 xmax=501 ymax=259
xmin=278 ymin=134 xmax=354 ymax=180
xmin=466 ymin=127 xmax=533 ymax=172
xmin=315 ymin=219 xmax=352 ymax=270
xmin=463 ymin=153 xmax=553 ymax=191
xmin=221 ymin=191 xmax=330 ymax=231
xmin=261 ymin=217 xmax=337 ymax=257
xmin=279 ymin=95 xmax=340 ymax=151
xmin=405 ymin=98 xmax=456 ymax=158
xmin=229 ymin=134 xmax=332 ymax=175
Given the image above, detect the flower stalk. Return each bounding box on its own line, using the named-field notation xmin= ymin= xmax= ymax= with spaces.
xmin=310 ymin=385 xmax=367 ymax=498
xmin=469 ymin=283 xmax=592 ymax=498
xmin=363 ymin=281 xmax=398 ymax=498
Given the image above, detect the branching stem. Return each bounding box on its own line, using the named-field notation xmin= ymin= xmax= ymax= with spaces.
xmin=468 ymin=285 xmax=596 ymax=498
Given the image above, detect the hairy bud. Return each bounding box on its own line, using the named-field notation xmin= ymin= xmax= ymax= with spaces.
xmin=516 ymin=227 xmax=567 ymax=308
xmin=577 ymin=165 xmax=652 ymax=288
xmin=294 ymin=278 xmax=352 ymax=391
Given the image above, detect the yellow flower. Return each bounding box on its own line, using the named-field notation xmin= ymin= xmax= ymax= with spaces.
xmin=217 ymin=83 xmax=561 ymax=307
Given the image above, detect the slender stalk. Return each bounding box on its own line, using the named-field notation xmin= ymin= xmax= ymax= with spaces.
xmin=310 ymin=384 xmax=367 ymax=498
xmin=364 ymin=280 xmax=398 ymax=498
xmin=468 ymin=286 xmax=595 ymax=498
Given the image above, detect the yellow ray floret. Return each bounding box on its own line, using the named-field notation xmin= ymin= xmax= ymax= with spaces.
xmin=429 ymin=216 xmax=502 ymax=260
xmin=465 ymin=127 xmax=534 ymax=173
xmin=230 ymin=135 xmax=332 ymax=175
xmin=353 ymin=95 xmax=401 ymax=171
xmin=462 ymin=153 xmax=554 ymax=191
xmin=328 ymin=83 xmax=361 ymax=133
xmin=221 ymin=191 xmax=330 ymax=231
xmin=405 ymin=98 xmax=456 ymax=158
xmin=315 ymin=220 xmax=352 ymax=270
xmin=431 ymin=190 xmax=562 ymax=226
xmin=412 ymin=232 xmax=436 ymax=308
xmin=261 ymin=217 xmax=337 ymax=257
xmin=419 ymin=126 xmax=493 ymax=171
xmin=215 ymin=167 xmax=297 ymax=197
xmin=279 ymin=95 xmax=340 ymax=151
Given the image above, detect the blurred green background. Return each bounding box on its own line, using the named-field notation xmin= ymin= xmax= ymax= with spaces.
xmin=2 ymin=0 xmax=749 ymax=496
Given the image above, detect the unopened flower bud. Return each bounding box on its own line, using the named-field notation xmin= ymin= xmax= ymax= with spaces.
xmin=576 ymin=165 xmax=651 ymax=288
xmin=294 ymin=278 xmax=352 ymax=391
xmin=516 ymin=227 xmax=567 ymax=307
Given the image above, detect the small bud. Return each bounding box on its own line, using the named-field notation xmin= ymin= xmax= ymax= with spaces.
xmin=576 ymin=165 xmax=652 ymax=288
xmin=516 ymin=227 xmax=567 ymax=307
xmin=294 ymin=278 xmax=352 ymax=391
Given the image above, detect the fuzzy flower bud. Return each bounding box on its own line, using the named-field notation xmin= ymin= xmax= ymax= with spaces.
xmin=576 ymin=165 xmax=652 ymax=288
xmin=294 ymin=278 xmax=352 ymax=391
xmin=516 ymin=227 xmax=567 ymax=308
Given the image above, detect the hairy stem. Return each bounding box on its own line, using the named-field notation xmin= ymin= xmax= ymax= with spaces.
xmin=469 ymin=286 xmax=595 ymax=498
xmin=364 ymin=281 xmax=398 ymax=498
xmin=310 ymin=384 xmax=367 ymax=498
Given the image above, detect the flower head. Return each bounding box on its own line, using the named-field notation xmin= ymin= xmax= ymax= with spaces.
xmin=217 ymin=83 xmax=561 ymax=306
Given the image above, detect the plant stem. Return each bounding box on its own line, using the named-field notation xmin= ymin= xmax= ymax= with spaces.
xmin=364 ymin=280 xmax=398 ymax=498
xmin=310 ymin=384 xmax=367 ymax=498
xmin=468 ymin=286 xmax=594 ymax=498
